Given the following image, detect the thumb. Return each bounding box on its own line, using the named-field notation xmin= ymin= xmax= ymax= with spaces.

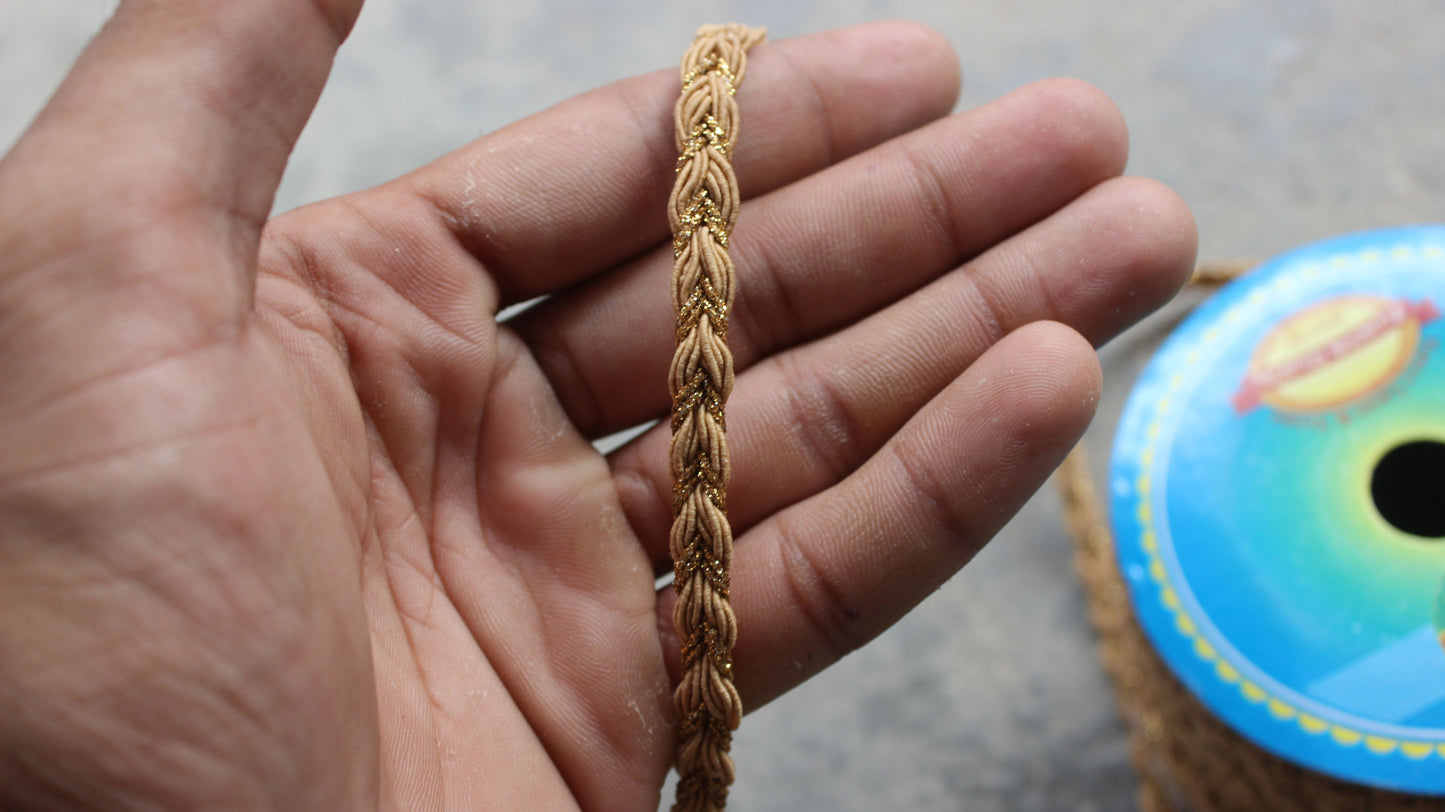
xmin=0 ymin=0 xmax=363 ymax=325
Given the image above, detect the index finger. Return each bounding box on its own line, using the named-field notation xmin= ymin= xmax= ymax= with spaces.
xmin=401 ymin=21 xmax=962 ymax=305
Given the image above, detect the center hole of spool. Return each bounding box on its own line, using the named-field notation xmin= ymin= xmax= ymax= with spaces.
xmin=1371 ymin=440 xmax=1445 ymax=539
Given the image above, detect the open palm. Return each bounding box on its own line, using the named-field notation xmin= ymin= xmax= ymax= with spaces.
xmin=0 ymin=2 xmax=1194 ymax=810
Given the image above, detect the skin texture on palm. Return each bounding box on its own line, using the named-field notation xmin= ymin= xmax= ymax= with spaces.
xmin=0 ymin=1 xmax=1195 ymax=810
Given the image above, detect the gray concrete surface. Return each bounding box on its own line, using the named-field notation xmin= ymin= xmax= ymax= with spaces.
xmin=3 ymin=2 xmax=1443 ymax=810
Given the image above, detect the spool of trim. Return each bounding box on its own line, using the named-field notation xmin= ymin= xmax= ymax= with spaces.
xmin=1064 ymin=226 xmax=1445 ymax=811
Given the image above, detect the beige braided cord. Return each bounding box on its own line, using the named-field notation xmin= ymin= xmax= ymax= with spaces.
xmin=667 ymin=23 xmax=765 ymax=812
xmin=1188 ymin=258 xmax=1259 ymax=286
xmin=1056 ymin=260 xmax=1443 ymax=810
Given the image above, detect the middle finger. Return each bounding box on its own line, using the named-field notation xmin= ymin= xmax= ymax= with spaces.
xmin=611 ymin=174 xmax=1195 ymax=569
xmin=511 ymin=78 xmax=1129 ymax=438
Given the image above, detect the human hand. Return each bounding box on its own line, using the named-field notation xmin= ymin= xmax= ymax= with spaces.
xmin=0 ymin=2 xmax=1195 ymax=809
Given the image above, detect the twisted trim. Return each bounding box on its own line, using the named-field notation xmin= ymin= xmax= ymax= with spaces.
xmin=667 ymin=23 xmax=765 ymax=812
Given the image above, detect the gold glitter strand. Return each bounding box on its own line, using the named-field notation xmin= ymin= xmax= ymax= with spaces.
xmin=666 ymin=23 xmax=765 ymax=812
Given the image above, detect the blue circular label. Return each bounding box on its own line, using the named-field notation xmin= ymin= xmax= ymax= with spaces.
xmin=1111 ymin=225 xmax=1445 ymax=794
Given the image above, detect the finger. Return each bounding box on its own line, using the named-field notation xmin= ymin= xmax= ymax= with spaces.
xmin=402 ymin=20 xmax=960 ymax=303
xmin=514 ymin=78 xmax=1130 ymax=437
xmin=656 ymin=320 xmax=1103 ymax=707
xmin=613 ymin=176 xmax=1195 ymax=568
xmin=0 ymin=0 xmax=362 ymax=309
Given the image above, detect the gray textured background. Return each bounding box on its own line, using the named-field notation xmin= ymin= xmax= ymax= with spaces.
xmin=3 ymin=2 xmax=1443 ymax=810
